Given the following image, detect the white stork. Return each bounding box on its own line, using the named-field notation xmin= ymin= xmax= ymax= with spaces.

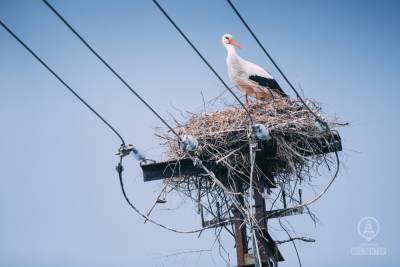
xmin=222 ymin=33 xmax=288 ymax=105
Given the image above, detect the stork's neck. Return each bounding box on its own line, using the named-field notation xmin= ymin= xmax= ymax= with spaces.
xmin=226 ymin=45 xmax=242 ymax=63
xmin=226 ymin=45 xmax=237 ymax=56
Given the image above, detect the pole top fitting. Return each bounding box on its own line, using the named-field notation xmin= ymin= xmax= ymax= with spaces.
xmin=116 ymin=144 xmax=146 ymax=161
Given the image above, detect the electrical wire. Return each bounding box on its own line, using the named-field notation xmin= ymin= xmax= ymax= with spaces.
xmin=0 ymin=19 xmax=126 ymax=146
xmin=226 ymin=0 xmax=319 ymax=119
xmin=1 ymin=5 xmax=238 ymax=238
xmin=225 ymin=3 xmax=341 ymax=263
xmin=41 ymin=0 xmax=247 ymax=235
xmin=0 ymin=17 xmax=232 ymax=236
xmin=279 ymin=218 xmax=302 ymax=267
xmin=116 ymin=157 xmax=241 ymax=234
xmin=226 ymin=0 xmax=340 ymax=208
xmin=152 ymin=0 xmax=254 ymax=125
xmin=42 ymin=0 xmax=181 ymax=140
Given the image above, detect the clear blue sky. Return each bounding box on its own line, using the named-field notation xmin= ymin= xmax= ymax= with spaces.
xmin=1 ymin=0 xmax=399 ymax=266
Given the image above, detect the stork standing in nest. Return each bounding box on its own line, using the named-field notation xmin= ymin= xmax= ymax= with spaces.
xmin=222 ymin=33 xmax=288 ymax=105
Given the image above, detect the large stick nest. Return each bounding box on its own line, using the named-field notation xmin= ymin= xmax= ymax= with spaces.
xmin=160 ymin=98 xmax=341 ymax=183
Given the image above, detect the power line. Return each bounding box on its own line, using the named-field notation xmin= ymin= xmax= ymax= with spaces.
xmin=2 ymin=5 xmax=220 ymax=236
xmin=42 ymin=0 xmax=181 ymax=140
xmin=152 ymin=0 xmax=254 ymax=125
xmin=116 ymin=158 xmax=238 ymax=234
xmin=226 ymin=1 xmax=305 ymax=107
xmin=226 ymin=0 xmax=341 ymax=212
xmin=0 ymin=19 xmax=126 ymax=146
xmin=226 ymin=0 xmax=330 ymax=127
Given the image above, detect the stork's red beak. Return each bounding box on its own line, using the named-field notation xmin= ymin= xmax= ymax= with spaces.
xmin=229 ymin=39 xmax=241 ymax=48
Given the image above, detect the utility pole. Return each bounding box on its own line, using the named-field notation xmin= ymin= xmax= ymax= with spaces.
xmin=140 ymin=132 xmax=341 ymax=266
xmin=232 ymin=175 xmax=283 ymax=267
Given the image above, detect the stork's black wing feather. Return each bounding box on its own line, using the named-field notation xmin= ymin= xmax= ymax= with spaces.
xmin=249 ymin=75 xmax=288 ymax=97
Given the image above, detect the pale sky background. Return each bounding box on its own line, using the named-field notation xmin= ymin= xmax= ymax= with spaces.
xmin=1 ymin=0 xmax=399 ymax=266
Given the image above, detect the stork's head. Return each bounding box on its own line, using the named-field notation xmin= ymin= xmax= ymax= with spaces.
xmin=222 ymin=33 xmax=240 ymax=49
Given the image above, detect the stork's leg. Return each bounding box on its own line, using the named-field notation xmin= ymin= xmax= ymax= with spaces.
xmin=244 ymin=94 xmax=249 ymax=105
xmin=255 ymin=92 xmax=266 ymax=107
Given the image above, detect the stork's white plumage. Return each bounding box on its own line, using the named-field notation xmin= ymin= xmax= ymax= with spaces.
xmin=222 ymin=33 xmax=288 ymax=104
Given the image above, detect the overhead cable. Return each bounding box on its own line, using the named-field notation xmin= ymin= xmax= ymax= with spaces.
xmin=42 ymin=0 xmax=181 ymax=139
xmin=0 ymin=19 xmax=126 ymax=145
xmin=152 ymin=0 xmax=254 ymax=125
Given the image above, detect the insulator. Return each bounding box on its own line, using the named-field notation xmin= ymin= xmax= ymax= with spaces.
xmin=252 ymin=123 xmax=271 ymax=141
xmin=132 ymin=147 xmax=146 ymax=161
xmin=181 ymin=134 xmax=199 ymax=152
